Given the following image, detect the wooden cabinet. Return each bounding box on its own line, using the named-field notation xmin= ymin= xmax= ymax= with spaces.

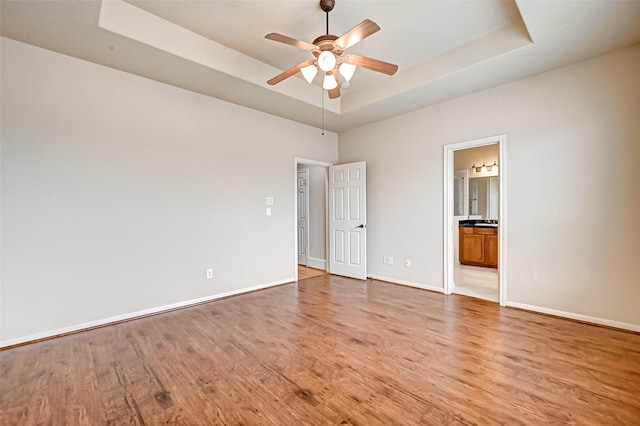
xmin=459 ymin=226 xmax=498 ymax=268
xmin=484 ymin=232 xmax=498 ymax=267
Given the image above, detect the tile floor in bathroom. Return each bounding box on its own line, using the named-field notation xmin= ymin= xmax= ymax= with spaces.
xmin=454 ymin=264 xmax=499 ymax=301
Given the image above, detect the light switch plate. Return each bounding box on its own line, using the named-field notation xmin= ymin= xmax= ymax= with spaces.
xmin=266 ymin=197 xmax=274 ymax=206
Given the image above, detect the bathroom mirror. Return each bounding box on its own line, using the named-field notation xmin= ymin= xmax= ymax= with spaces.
xmin=469 ymin=176 xmax=499 ymax=220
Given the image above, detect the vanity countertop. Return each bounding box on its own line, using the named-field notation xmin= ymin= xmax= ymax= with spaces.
xmin=459 ymin=221 xmax=498 ymax=228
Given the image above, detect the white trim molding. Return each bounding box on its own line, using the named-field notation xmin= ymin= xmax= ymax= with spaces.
xmin=307 ymin=256 xmax=327 ymax=270
xmin=443 ymin=134 xmax=507 ymax=306
xmin=506 ymin=301 xmax=640 ymax=333
xmin=368 ymin=275 xmax=444 ymax=294
xmin=0 ymin=278 xmax=294 ymax=348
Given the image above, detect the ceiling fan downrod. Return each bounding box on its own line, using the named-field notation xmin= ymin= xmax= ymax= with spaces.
xmin=320 ymin=0 xmax=334 ymax=35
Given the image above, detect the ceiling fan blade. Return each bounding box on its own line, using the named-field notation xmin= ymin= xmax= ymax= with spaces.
xmin=328 ymin=68 xmax=341 ymax=99
xmin=335 ymin=19 xmax=380 ymax=50
xmin=328 ymin=85 xmax=341 ymax=99
xmin=267 ymin=59 xmax=316 ymax=85
xmin=344 ymin=54 xmax=398 ymax=76
xmin=265 ymin=33 xmax=317 ymax=51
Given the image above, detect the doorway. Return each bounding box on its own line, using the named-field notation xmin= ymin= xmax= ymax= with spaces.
xmin=297 ymin=167 xmax=310 ymax=267
xmin=443 ymin=135 xmax=507 ymax=305
xmin=294 ymin=158 xmax=332 ymax=282
xmin=293 ymin=158 xmax=368 ymax=282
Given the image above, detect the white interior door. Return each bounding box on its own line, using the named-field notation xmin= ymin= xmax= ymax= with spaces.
xmin=297 ymin=168 xmax=309 ymax=266
xmin=329 ymin=161 xmax=367 ymax=280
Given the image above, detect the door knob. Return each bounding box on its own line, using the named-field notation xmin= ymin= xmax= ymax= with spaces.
xmin=356 ymin=224 xmax=366 ymax=229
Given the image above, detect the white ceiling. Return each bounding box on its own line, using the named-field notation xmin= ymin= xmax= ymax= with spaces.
xmin=2 ymin=0 xmax=640 ymax=133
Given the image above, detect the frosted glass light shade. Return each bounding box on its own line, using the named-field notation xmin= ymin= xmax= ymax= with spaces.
xmin=323 ymin=73 xmax=338 ymax=90
xmin=318 ymin=51 xmax=336 ymax=72
xmin=339 ymin=63 xmax=356 ymax=81
xmin=301 ymin=65 xmax=318 ymax=83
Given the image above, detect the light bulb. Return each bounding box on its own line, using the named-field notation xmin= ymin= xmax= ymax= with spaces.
xmin=339 ymin=63 xmax=356 ymax=81
xmin=323 ymin=73 xmax=338 ymax=90
xmin=300 ymin=65 xmax=317 ymax=83
xmin=318 ymin=51 xmax=336 ymax=72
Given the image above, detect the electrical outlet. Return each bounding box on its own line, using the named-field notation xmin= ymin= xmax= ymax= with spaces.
xmin=206 ymin=269 xmax=213 ymax=279
xmin=383 ymin=255 xmax=389 ymax=264
xmin=388 ymin=256 xmax=394 ymax=265
xmin=405 ymin=258 xmax=411 ymax=268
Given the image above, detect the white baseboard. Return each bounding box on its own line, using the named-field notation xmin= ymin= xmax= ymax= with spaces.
xmin=505 ymin=301 xmax=640 ymax=333
xmin=307 ymin=257 xmax=327 ymax=270
xmin=368 ymin=275 xmax=444 ymax=294
xmin=0 ymin=278 xmax=294 ymax=348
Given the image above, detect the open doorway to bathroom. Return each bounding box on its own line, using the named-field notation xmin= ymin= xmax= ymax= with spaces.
xmin=444 ymin=136 xmax=506 ymax=305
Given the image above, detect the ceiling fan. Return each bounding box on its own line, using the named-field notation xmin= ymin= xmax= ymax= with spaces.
xmin=265 ymin=0 xmax=398 ymax=99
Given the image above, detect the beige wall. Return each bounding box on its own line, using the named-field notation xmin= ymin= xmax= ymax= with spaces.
xmin=340 ymin=45 xmax=640 ymax=327
xmin=0 ymin=38 xmax=338 ymax=343
xmin=454 ymin=144 xmax=499 ymax=171
xmin=3 ymin=36 xmax=639 ymax=344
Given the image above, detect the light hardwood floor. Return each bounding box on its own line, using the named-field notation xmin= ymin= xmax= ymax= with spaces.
xmin=298 ymin=265 xmax=328 ymax=280
xmin=1 ymin=275 xmax=639 ymax=425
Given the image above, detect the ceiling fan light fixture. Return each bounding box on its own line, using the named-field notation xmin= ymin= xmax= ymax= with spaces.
xmin=301 ymin=64 xmax=318 ymax=83
xmin=264 ymin=0 xmax=398 ymax=100
xmin=323 ymin=73 xmax=338 ymax=90
xmin=339 ymin=62 xmax=356 ymax=81
xmin=318 ymin=51 xmax=336 ymax=72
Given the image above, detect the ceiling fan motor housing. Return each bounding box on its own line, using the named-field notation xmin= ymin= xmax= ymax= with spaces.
xmin=312 ymin=35 xmax=343 ymax=57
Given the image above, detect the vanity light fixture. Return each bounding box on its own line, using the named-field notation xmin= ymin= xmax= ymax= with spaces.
xmin=471 ymin=161 xmax=499 ymax=173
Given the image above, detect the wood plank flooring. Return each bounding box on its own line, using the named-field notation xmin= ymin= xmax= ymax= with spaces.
xmin=1 ymin=275 xmax=639 ymax=425
xmin=298 ymin=265 xmax=328 ymax=280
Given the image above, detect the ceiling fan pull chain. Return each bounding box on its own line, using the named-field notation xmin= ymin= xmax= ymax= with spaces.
xmin=321 ymin=87 xmax=325 ymax=135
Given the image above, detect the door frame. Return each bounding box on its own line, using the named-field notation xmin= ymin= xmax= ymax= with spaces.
xmin=293 ymin=158 xmax=332 ymax=282
xmin=297 ymin=167 xmax=310 ymax=267
xmin=443 ymin=135 xmax=507 ymax=306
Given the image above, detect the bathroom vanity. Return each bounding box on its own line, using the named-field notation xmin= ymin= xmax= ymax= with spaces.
xmin=459 ymin=223 xmax=498 ymax=268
